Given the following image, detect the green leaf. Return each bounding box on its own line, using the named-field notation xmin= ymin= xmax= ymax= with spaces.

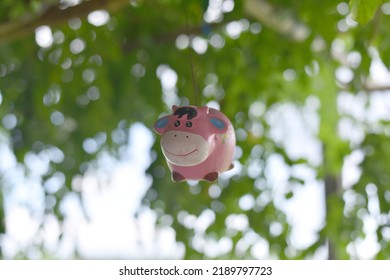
xmin=349 ymin=0 xmax=383 ymax=25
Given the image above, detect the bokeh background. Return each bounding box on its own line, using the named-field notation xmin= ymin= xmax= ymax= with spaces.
xmin=1 ymin=0 xmax=390 ymax=259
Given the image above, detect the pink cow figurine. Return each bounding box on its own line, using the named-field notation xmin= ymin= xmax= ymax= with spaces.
xmin=154 ymin=105 xmax=235 ymax=182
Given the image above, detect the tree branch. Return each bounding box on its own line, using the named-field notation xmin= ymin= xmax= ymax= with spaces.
xmin=363 ymin=82 xmax=390 ymax=92
xmin=0 ymin=0 xmax=130 ymax=45
xmin=244 ymin=0 xmax=310 ymax=41
xmin=337 ymin=79 xmax=390 ymax=93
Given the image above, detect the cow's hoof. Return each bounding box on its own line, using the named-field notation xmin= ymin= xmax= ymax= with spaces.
xmin=172 ymin=172 xmax=185 ymax=182
xmin=203 ymin=172 xmax=218 ymax=182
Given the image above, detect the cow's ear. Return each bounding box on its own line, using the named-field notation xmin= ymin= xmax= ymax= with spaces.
xmin=200 ymin=106 xmax=209 ymax=114
xmin=210 ymin=117 xmax=228 ymax=133
xmin=171 ymin=105 xmax=178 ymax=114
xmin=154 ymin=116 xmax=170 ymax=135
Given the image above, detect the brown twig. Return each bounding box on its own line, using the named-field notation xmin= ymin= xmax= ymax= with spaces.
xmin=0 ymin=0 xmax=130 ymax=45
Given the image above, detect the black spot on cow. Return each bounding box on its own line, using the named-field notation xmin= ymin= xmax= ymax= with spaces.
xmin=173 ymin=107 xmax=197 ymax=120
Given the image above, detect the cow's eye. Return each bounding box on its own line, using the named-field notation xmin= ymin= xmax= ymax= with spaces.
xmin=186 ymin=121 xmax=192 ymax=128
xmin=174 ymin=120 xmax=180 ymax=127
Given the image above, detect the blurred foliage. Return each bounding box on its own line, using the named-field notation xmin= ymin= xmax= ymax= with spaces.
xmin=0 ymin=0 xmax=390 ymax=259
xmin=349 ymin=0 xmax=383 ymax=25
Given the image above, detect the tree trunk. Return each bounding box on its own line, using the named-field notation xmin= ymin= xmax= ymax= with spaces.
xmin=0 ymin=183 xmax=5 ymax=259
xmin=324 ymin=174 xmax=342 ymax=260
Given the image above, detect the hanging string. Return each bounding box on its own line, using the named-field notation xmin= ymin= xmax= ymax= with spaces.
xmin=185 ymin=13 xmax=199 ymax=106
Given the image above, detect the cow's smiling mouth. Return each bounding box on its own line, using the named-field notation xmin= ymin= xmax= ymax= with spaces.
xmin=163 ymin=144 xmax=198 ymax=157
xmin=160 ymin=131 xmax=209 ymax=166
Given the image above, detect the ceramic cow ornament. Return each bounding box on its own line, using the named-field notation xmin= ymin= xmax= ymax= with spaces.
xmin=154 ymin=105 xmax=235 ymax=182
